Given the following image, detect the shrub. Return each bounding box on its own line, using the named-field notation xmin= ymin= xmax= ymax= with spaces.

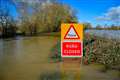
xmin=94 ymin=38 xmax=120 ymax=69
xmin=49 ymin=40 xmax=62 ymax=62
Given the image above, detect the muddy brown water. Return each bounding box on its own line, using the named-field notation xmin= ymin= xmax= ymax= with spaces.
xmin=0 ymin=36 xmax=60 ymax=80
xmin=0 ymin=36 xmax=119 ymax=80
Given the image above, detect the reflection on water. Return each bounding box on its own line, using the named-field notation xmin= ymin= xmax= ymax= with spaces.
xmin=0 ymin=37 xmax=55 ymax=80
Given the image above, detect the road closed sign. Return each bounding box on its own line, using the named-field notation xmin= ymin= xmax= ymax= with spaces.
xmin=61 ymin=24 xmax=83 ymax=57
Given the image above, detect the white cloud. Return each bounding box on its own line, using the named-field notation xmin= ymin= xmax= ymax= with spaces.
xmin=96 ymin=6 xmax=120 ymax=23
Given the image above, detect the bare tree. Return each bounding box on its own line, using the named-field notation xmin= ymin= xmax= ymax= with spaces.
xmin=0 ymin=9 xmax=16 ymax=38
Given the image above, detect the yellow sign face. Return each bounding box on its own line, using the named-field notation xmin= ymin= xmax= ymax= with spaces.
xmin=61 ymin=23 xmax=83 ymax=41
xmin=61 ymin=23 xmax=83 ymax=57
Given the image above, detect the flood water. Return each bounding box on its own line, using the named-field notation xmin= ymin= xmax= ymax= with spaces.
xmin=0 ymin=33 xmax=119 ymax=80
xmin=86 ymin=30 xmax=120 ymax=40
xmin=0 ymin=36 xmax=58 ymax=80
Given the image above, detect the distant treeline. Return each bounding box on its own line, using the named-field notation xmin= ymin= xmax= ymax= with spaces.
xmin=83 ymin=22 xmax=120 ymax=30
xmin=93 ymin=24 xmax=120 ymax=30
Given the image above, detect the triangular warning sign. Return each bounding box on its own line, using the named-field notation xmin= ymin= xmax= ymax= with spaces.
xmin=64 ymin=25 xmax=80 ymax=39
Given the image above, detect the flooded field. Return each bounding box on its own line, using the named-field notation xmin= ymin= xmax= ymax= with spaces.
xmin=0 ymin=36 xmax=119 ymax=80
xmin=0 ymin=36 xmax=60 ymax=80
xmin=86 ymin=30 xmax=120 ymax=40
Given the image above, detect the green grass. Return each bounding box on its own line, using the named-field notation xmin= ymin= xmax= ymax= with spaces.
xmin=49 ymin=40 xmax=62 ymax=62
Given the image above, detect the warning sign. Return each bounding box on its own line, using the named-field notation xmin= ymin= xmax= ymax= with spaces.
xmin=64 ymin=25 xmax=80 ymax=39
xmin=61 ymin=24 xmax=83 ymax=57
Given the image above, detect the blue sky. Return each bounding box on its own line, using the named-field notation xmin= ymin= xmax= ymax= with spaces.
xmin=0 ymin=0 xmax=120 ymax=27
xmin=0 ymin=0 xmax=18 ymax=18
xmin=61 ymin=0 xmax=120 ymax=27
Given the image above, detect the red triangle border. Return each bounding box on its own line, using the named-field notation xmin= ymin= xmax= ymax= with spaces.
xmin=64 ymin=25 xmax=80 ymax=39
